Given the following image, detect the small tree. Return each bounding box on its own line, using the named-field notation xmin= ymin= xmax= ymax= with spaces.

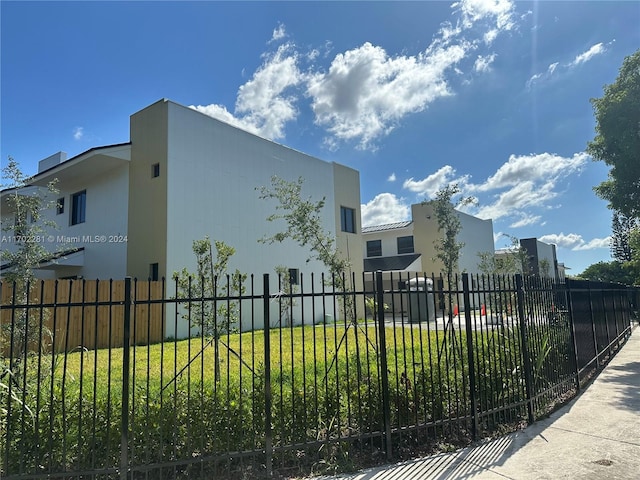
xmin=173 ymin=236 xmax=246 ymax=381
xmin=1 ymin=157 xmax=59 ymax=358
xmin=257 ymin=176 xmax=351 ymax=303
xmin=427 ymin=184 xmax=474 ymax=280
xmin=611 ymin=211 xmax=636 ymax=262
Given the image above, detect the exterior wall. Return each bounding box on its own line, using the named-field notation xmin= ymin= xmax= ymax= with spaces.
xmin=411 ymin=203 xmax=494 ymax=275
xmin=363 ymin=225 xmax=415 ymax=259
xmin=333 ymin=162 xmax=364 ymax=276
xmin=156 ymin=101 xmax=361 ymax=333
xmin=520 ymin=238 xmax=559 ymax=280
xmin=127 ymin=100 xmax=169 ymax=280
xmin=1 ymin=159 xmax=129 ymax=280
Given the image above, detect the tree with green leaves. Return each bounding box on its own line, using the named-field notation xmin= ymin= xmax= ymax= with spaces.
xmin=577 ymin=260 xmax=635 ymax=284
xmin=257 ymin=176 xmax=349 ymax=278
xmin=274 ymin=265 xmax=298 ymax=326
xmin=1 ymin=158 xmax=59 ymax=352
xmin=477 ymin=235 xmax=530 ymax=276
xmin=427 ymin=184 xmax=474 ymax=280
xmin=173 ymin=236 xmax=246 ymax=381
xmin=588 ymin=49 xmax=640 ymax=219
xmin=610 ymin=211 xmax=636 ymax=262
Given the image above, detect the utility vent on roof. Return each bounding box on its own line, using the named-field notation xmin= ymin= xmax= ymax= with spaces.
xmin=38 ymin=152 xmax=67 ymax=173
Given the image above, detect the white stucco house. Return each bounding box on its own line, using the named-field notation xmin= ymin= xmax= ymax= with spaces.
xmin=1 ymin=99 xmax=363 ymax=333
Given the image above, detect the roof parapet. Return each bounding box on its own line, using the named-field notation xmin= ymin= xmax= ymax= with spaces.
xmin=38 ymin=151 xmax=67 ymax=173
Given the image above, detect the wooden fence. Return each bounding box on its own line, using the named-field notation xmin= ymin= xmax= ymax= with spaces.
xmin=0 ymin=279 xmax=164 ymax=353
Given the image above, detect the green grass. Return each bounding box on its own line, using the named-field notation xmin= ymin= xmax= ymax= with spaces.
xmin=3 ymin=321 xmax=564 ymax=478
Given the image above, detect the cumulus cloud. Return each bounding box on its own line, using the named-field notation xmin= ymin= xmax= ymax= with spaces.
xmin=191 ymin=42 xmax=303 ymax=140
xmin=398 ymin=152 xmax=588 ymax=226
xmin=387 ymin=173 xmax=397 ymax=182
xmin=73 ymin=127 xmax=84 ymax=140
xmin=307 ymin=41 xmax=468 ymax=150
xmin=526 ymin=62 xmax=559 ymax=89
xmin=403 ymin=165 xmax=467 ymax=199
xmin=191 ymin=0 xmax=519 ymax=151
xmin=361 ymin=193 xmax=411 ymax=227
xmin=471 ymin=152 xmax=587 ymax=193
xmin=539 ymin=233 xmax=611 ymax=251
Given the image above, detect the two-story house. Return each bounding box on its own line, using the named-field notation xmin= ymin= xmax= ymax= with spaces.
xmin=1 ymin=99 xmax=363 ymax=333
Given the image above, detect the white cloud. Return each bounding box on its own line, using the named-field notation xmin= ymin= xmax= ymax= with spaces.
xmin=73 ymin=127 xmax=84 ymax=140
xmin=526 ymin=61 xmax=559 ymax=89
xmin=191 ymin=43 xmax=303 ymax=140
xmin=270 ymin=23 xmax=286 ymax=43
xmin=361 ymin=193 xmax=411 ymax=227
xmin=387 ymin=173 xmax=396 ymax=182
xmin=471 ymin=152 xmax=587 ymax=192
xmin=403 ymin=165 xmax=466 ymax=199
xmin=568 ymin=42 xmax=605 ymax=67
xmin=307 ymin=41 xmax=468 ymax=150
xmin=538 ymin=233 xmax=611 ymax=251
xmin=509 ymin=213 xmax=541 ymax=228
xmin=474 ymin=53 xmax=497 ymax=72
xmin=191 ymin=3 xmax=520 ymax=150
xmin=402 ymin=152 xmax=588 ymax=223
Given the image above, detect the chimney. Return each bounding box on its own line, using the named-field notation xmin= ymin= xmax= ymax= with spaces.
xmin=38 ymin=152 xmax=67 ymax=173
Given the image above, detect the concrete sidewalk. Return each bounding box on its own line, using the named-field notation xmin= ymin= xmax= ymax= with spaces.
xmin=328 ymin=326 xmax=640 ymax=480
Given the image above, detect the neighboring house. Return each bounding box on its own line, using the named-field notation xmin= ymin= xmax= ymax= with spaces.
xmin=1 ymin=99 xmax=363 ymax=333
xmin=520 ymin=237 xmax=564 ymax=282
xmin=363 ymin=202 xmax=495 ymax=276
xmin=362 ymin=202 xmax=495 ymax=313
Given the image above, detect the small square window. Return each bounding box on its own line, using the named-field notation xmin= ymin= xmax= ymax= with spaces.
xmin=152 ymin=163 xmax=160 ymax=178
xmin=57 ymin=197 xmax=65 ymax=215
xmin=340 ymin=206 xmax=356 ymax=233
xmin=149 ymin=263 xmax=159 ymax=281
xmin=71 ymin=190 xmax=86 ymax=225
xmin=366 ymin=240 xmax=382 ymax=257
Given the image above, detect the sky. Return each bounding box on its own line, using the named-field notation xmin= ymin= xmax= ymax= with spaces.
xmin=2 ymin=1 xmax=639 ymax=275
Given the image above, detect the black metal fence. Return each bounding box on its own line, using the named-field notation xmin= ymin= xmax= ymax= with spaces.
xmin=1 ymin=272 xmax=636 ymax=479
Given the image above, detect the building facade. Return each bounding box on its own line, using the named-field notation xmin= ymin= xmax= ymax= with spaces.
xmin=1 ymin=99 xmax=363 ymax=333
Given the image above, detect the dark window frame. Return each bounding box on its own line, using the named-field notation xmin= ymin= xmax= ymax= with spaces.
xmin=57 ymin=197 xmax=65 ymax=215
xmin=366 ymin=239 xmax=382 ymax=257
xmin=71 ymin=190 xmax=86 ymax=226
xmin=397 ymin=235 xmax=414 ymax=254
xmin=151 ymin=163 xmax=160 ymax=178
xmin=149 ymin=263 xmax=159 ymax=281
xmin=340 ymin=206 xmax=356 ymax=234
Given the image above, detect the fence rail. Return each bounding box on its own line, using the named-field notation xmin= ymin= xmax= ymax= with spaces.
xmin=1 ymin=272 xmax=636 ymax=479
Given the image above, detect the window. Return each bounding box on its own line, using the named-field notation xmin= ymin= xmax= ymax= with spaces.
xmin=366 ymin=239 xmax=382 ymax=257
xmin=289 ymin=268 xmax=299 ymax=285
xmin=397 ymin=235 xmax=414 ymax=254
xmin=57 ymin=197 xmax=65 ymax=215
xmin=71 ymin=190 xmax=86 ymax=225
xmin=149 ymin=263 xmax=159 ymax=281
xmin=151 ymin=163 xmax=160 ymax=178
xmin=340 ymin=206 xmax=356 ymax=233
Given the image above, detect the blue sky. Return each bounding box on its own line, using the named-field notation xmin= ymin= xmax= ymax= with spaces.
xmin=2 ymin=1 xmax=639 ymax=275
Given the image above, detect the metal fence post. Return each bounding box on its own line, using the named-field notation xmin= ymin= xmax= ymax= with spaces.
xmin=565 ymin=279 xmax=581 ymax=392
xmin=263 ymin=274 xmax=273 ymax=477
xmin=515 ymin=275 xmax=535 ymax=425
xmin=462 ymin=274 xmax=478 ymax=440
xmin=121 ymin=277 xmax=132 ymax=480
xmin=375 ymin=271 xmax=393 ymax=460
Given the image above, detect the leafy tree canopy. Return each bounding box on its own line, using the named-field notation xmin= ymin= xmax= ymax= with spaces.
xmin=577 ymin=260 xmax=636 ymax=285
xmin=588 ymin=49 xmax=640 ymax=218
